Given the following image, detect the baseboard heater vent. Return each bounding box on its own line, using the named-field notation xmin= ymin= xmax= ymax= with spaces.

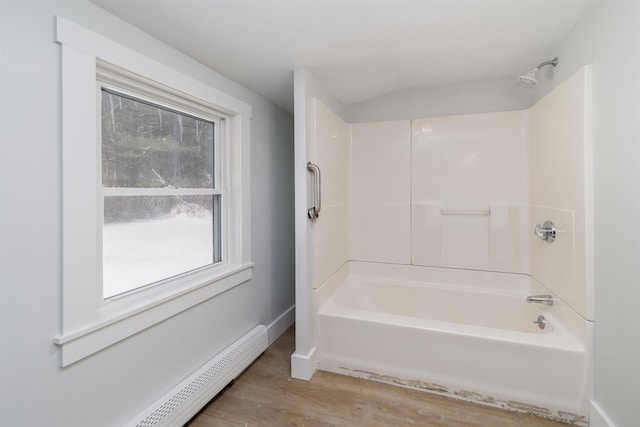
xmin=125 ymin=325 xmax=268 ymax=427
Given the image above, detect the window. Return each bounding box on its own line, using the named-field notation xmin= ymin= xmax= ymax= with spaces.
xmin=54 ymin=17 xmax=252 ymax=366
xmin=99 ymin=72 xmax=223 ymax=299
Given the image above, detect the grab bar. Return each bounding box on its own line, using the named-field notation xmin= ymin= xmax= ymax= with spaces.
xmin=307 ymin=162 xmax=321 ymax=219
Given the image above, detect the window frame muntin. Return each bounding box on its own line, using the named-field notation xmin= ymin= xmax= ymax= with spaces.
xmin=55 ymin=16 xmax=252 ymax=367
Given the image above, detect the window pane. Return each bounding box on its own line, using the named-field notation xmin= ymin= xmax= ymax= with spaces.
xmin=101 ymin=89 xmax=214 ymax=188
xmin=103 ymin=195 xmax=221 ymax=299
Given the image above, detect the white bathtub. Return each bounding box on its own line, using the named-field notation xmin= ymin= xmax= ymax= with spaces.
xmin=316 ymin=261 xmax=592 ymax=425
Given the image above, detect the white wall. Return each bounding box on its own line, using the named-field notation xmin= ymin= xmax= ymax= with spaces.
xmin=411 ymin=110 xmax=529 ymax=272
xmin=312 ymin=99 xmax=349 ymax=286
xmin=0 ymin=2 xmax=294 ymax=426
xmin=529 ymin=66 xmax=593 ymax=321
xmin=291 ymin=68 xmax=346 ymax=380
xmin=349 ymin=120 xmax=411 ymax=264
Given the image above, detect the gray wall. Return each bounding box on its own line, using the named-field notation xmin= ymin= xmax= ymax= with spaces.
xmin=345 ymin=75 xmax=534 ymax=123
xmin=0 ymin=2 xmax=294 ymax=426
xmin=537 ymin=3 xmax=639 ymax=427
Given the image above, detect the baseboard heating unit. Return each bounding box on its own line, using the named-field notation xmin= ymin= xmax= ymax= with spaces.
xmin=124 ymin=325 xmax=268 ymax=427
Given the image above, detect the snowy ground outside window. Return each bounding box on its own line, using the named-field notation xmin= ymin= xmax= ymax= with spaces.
xmin=103 ymin=215 xmax=214 ymax=298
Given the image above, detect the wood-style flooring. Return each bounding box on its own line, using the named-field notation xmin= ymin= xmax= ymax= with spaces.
xmin=189 ymin=326 xmax=570 ymax=427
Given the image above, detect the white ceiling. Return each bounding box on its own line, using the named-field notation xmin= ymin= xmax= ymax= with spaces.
xmin=90 ymin=0 xmax=599 ymax=112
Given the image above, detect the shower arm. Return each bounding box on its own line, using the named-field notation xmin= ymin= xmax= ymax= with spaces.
xmin=535 ymin=57 xmax=559 ymax=71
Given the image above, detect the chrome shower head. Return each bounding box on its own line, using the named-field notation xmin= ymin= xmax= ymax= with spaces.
xmin=517 ymin=70 xmax=538 ymax=85
xmin=517 ymin=57 xmax=559 ymax=85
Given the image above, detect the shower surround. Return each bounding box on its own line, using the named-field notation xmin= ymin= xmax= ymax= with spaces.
xmin=295 ymin=66 xmax=593 ymax=423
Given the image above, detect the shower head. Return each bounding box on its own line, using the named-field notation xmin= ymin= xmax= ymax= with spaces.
xmin=517 ymin=70 xmax=538 ymax=85
xmin=517 ymin=57 xmax=559 ymax=85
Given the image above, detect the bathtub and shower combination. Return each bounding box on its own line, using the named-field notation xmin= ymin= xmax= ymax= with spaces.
xmin=295 ymin=65 xmax=593 ymax=425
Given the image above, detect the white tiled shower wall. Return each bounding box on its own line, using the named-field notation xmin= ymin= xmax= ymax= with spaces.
xmin=411 ymin=110 xmax=529 ymax=272
xmin=312 ymin=66 xmax=592 ymax=320
xmin=350 ymin=120 xmax=411 ymax=265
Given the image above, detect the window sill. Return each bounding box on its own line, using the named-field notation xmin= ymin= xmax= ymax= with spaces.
xmin=54 ymin=263 xmax=253 ymax=367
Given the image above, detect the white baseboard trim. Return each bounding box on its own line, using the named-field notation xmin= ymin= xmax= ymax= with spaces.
xmin=291 ymin=346 xmax=317 ymax=381
xmin=266 ymin=304 xmax=295 ymax=345
xmin=590 ymin=401 xmax=616 ymax=427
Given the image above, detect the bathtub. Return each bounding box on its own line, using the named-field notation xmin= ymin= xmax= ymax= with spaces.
xmin=316 ymin=261 xmax=592 ymax=425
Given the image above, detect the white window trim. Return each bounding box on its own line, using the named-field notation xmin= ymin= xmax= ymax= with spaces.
xmin=54 ymin=17 xmax=252 ymax=367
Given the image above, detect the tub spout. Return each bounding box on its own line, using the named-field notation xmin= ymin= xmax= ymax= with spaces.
xmin=526 ymin=295 xmax=554 ymax=306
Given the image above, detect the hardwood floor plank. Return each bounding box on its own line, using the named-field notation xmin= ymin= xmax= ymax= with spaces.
xmin=189 ymin=326 xmax=570 ymax=426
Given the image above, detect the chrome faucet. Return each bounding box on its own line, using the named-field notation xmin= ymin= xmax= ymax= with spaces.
xmin=526 ymin=294 xmax=554 ymax=306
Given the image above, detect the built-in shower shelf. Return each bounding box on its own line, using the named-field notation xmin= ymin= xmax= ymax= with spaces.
xmin=441 ymin=208 xmax=491 ymax=216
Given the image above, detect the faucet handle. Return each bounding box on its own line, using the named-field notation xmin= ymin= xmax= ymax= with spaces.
xmin=535 ymin=220 xmax=560 ymax=243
